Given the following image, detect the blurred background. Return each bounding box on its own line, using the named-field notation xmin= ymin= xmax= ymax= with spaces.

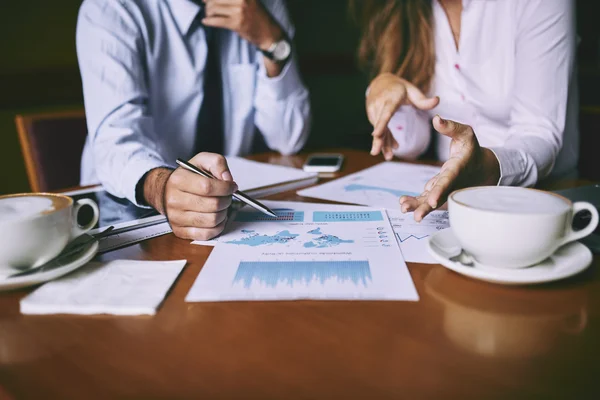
xmin=0 ymin=0 xmax=599 ymax=195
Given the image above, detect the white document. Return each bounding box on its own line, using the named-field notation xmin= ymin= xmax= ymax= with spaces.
xmin=226 ymin=157 xmax=317 ymax=193
xmin=388 ymin=210 xmax=449 ymax=264
xmin=20 ymin=260 xmax=186 ymax=315
xmin=186 ymin=201 xmax=419 ymax=302
xmin=98 ymin=222 xmax=172 ymax=253
xmin=192 ymin=201 xmax=370 ymax=247
xmin=298 ymin=161 xmax=440 ymax=209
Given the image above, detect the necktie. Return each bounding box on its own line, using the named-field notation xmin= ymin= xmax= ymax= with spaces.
xmin=194 ymin=6 xmax=224 ymax=155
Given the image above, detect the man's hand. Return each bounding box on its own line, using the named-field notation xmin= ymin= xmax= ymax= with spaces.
xmin=399 ymin=116 xmax=501 ymax=221
xmin=202 ymin=0 xmax=286 ymax=77
xmin=367 ymin=73 xmax=439 ymax=160
xmin=203 ymin=0 xmax=283 ymax=50
xmin=143 ymin=153 xmax=238 ymax=241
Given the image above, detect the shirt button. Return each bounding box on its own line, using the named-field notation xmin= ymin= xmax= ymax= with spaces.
xmin=460 ymin=94 xmax=466 ymax=101
xmin=454 ymin=63 xmax=461 ymax=71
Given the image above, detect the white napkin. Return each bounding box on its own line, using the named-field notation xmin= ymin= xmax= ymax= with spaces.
xmin=20 ymin=259 xmax=187 ymax=316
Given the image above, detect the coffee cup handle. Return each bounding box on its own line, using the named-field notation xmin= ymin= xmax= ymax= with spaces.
xmin=71 ymin=199 xmax=100 ymax=238
xmin=559 ymin=202 xmax=599 ymax=247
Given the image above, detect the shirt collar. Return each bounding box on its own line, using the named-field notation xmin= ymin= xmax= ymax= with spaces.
xmin=166 ymin=0 xmax=202 ymax=35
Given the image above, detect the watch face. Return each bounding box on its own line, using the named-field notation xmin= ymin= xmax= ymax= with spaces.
xmin=273 ymin=40 xmax=291 ymax=61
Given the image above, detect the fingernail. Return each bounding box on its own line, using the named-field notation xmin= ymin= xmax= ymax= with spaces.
xmin=222 ymin=171 xmax=233 ymax=181
xmin=429 ymin=200 xmax=437 ymax=208
xmin=436 ymin=115 xmax=445 ymax=124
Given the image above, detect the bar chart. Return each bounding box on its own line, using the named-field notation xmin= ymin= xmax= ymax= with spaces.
xmin=233 ymin=260 xmax=372 ymax=289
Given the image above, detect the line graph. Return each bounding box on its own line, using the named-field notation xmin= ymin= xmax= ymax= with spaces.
xmin=233 ymin=260 xmax=372 ymax=288
xmin=396 ymin=234 xmax=430 ymax=243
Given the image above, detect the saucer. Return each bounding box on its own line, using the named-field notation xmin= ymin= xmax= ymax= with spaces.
xmin=427 ymin=228 xmax=593 ymax=285
xmin=0 ymin=241 xmax=98 ymax=292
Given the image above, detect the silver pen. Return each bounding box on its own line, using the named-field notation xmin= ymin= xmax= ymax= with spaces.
xmin=176 ymin=158 xmax=278 ymax=218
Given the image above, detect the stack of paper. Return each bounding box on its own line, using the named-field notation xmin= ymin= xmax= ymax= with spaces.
xmin=226 ymin=157 xmax=318 ymax=198
xmin=20 ymin=260 xmax=186 ymax=315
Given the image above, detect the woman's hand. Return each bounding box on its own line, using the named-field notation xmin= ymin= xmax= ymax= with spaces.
xmin=400 ymin=115 xmax=501 ymax=221
xmin=366 ymin=73 xmax=439 ymax=160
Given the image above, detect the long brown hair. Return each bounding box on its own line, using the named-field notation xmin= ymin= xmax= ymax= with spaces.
xmin=351 ymin=0 xmax=435 ymax=93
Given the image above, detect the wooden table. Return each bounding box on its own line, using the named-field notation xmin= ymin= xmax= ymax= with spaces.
xmin=1 ymin=149 xmax=599 ymax=399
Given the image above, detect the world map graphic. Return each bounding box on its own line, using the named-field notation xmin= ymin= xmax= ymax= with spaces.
xmin=226 ymin=227 xmax=354 ymax=248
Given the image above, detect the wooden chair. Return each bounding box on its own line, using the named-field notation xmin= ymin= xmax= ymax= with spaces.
xmin=15 ymin=110 xmax=88 ymax=193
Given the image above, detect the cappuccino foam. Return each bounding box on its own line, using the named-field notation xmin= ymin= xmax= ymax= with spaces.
xmin=452 ymin=187 xmax=570 ymax=215
xmin=0 ymin=196 xmax=59 ymax=222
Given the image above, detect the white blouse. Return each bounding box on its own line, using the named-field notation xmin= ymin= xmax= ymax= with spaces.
xmin=389 ymin=0 xmax=578 ymax=186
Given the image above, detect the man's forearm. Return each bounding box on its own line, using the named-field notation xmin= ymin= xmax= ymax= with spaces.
xmin=263 ymin=58 xmax=285 ymax=77
xmin=142 ymin=167 xmax=173 ymax=214
xmin=259 ymin=23 xmax=286 ymax=77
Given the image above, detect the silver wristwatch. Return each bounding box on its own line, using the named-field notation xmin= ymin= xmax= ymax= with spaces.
xmin=261 ymin=38 xmax=292 ymax=63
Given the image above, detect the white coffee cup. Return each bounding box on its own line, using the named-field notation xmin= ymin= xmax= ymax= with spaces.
xmin=0 ymin=193 xmax=99 ymax=271
xmin=448 ymin=186 xmax=599 ymax=269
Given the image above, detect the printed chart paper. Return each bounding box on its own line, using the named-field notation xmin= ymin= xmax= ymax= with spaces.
xmin=297 ymin=162 xmax=440 ymax=209
xmin=387 ymin=210 xmax=449 ymax=264
xmin=186 ymin=201 xmax=418 ymax=302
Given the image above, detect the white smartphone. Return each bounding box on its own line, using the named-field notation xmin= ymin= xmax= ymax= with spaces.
xmin=303 ymin=153 xmax=344 ymax=173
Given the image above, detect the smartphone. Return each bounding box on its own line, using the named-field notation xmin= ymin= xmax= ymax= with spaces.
xmin=303 ymin=153 xmax=344 ymax=173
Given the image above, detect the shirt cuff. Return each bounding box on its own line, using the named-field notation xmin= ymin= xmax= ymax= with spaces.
xmin=256 ymin=55 xmax=303 ymax=101
xmin=122 ymin=155 xmax=171 ymax=208
xmin=389 ymin=107 xmax=431 ymax=160
xmin=488 ymin=146 xmax=526 ymax=187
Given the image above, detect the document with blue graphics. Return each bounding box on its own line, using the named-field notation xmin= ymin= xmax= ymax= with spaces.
xmin=186 ymin=201 xmax=418 ymax=302
xmin=297 ymin=162 xmax=440 ymax=209
xmin=387 ymin=209 xmax=449 ymax=264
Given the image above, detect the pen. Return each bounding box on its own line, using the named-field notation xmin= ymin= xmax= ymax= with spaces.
xmin=175 ymin=158 xmax=278 ymax=218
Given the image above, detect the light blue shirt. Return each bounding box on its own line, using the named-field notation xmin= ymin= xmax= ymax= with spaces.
xmin=76 ymin=0 xmax=311 ymax=205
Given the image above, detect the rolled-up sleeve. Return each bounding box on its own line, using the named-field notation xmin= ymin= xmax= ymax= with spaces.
xmin=489 ymin=0 xmax=576 ymax=187
xmin=254 ymin=0 xmax=311 ymax=155
xmin=76 ymin=0 xmax=169 ymax=206
xmin=390 ymin=107 xmax=432 ymax=160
